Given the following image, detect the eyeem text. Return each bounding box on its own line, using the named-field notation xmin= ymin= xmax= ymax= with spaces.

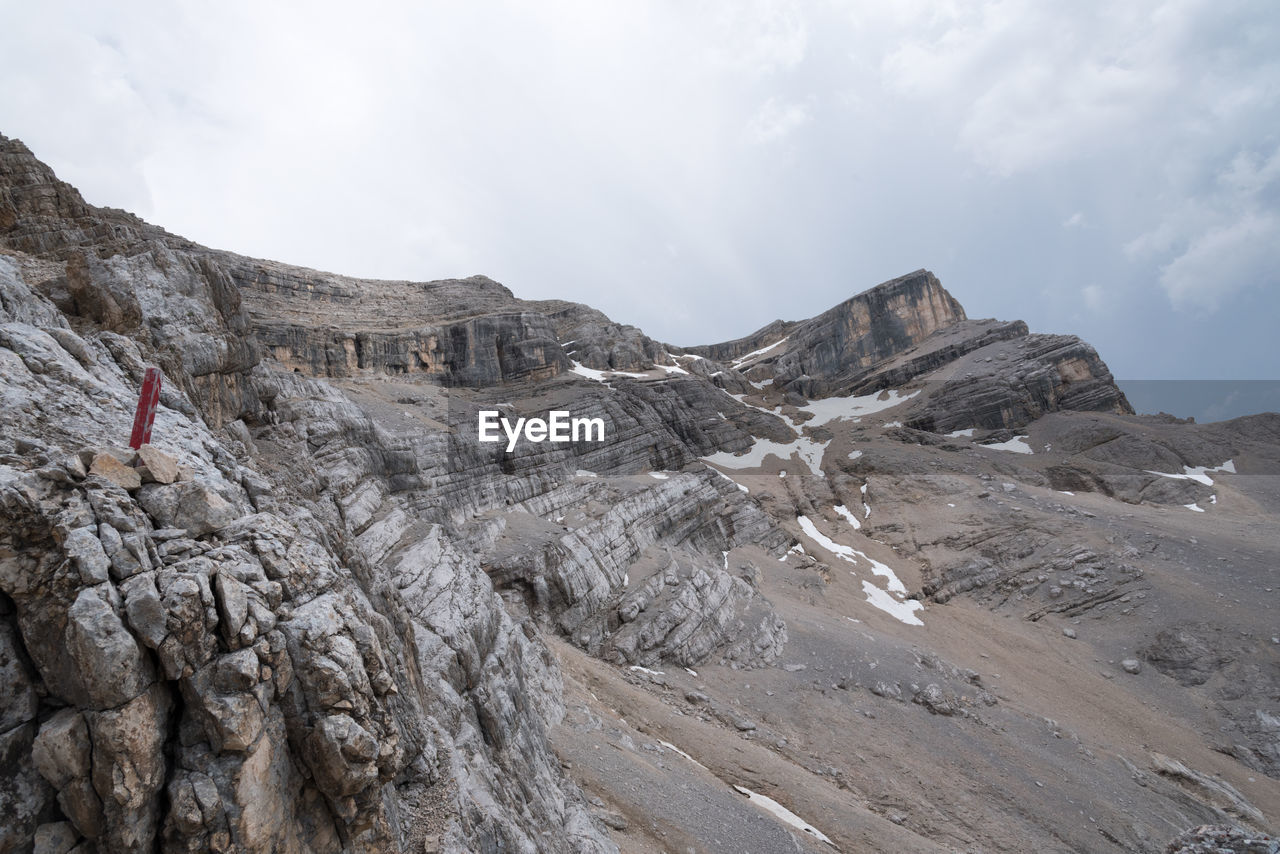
xmin=478 ymin=410 xmax=606 ymax=452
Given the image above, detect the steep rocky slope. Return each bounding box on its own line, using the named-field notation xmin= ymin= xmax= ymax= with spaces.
xmin=1 ymin=133 xmax=1277 ymax=853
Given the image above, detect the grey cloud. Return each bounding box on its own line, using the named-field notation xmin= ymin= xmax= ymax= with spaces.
xmin=1 ymin=0 xmax=1276 ymax=407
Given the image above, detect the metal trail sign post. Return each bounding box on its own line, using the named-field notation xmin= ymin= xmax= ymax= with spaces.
xmin=129 ymin=367 xmax=162 ymax=450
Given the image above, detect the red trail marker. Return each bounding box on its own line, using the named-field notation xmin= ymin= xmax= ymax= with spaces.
xmin=129 ymin=367 xmax=162 ymax=449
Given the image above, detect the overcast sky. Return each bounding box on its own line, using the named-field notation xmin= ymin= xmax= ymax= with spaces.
xmin=3 ymin=1 xmax=1278 ymax=414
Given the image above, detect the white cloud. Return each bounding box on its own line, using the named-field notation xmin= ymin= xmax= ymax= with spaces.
xmin=1 ymin=0 xmax=1277 ymax=378
xmin=705 ymin=0 xmax=808 ymax=75
xmin=877 ymin=1 xmax=1195 ymax=176
xmin=1158 ymin=212 xmax=1280 ymax=310
xmin=1129 ymin=144 xmax=1280 ymax=310
xmin=746 ymin=96 xmax=813 ymax=143
xmin=1082 ymin=284 xmax=1105 ymax=312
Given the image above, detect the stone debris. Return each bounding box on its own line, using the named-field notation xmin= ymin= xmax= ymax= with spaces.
xmin=1164 ymin=825 xmax=1279 ymax=854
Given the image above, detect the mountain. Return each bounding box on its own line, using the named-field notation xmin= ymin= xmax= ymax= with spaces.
xmin=1 ymin=133 xmax=1277 ymax=853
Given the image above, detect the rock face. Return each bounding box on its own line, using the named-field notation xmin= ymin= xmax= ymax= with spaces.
xmin=900 ymin=331 xmax=1132 ymax=432
xmin=761 ymin=269 xmax=967 ymax=394
xmin=2 ymin=133 xmax=1278 ymax=854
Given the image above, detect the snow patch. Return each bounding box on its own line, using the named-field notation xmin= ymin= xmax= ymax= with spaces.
xmin=1184 ymin=503 xmax=1206 ymax=512
xmin=1146 ymin=460 xmax=1235 ymax=487
xmin=649 ymin=472 xmax=669 ymax=480
xmin=575 ymin=470 xmax=598 ymax=478
xmin=797 ymin=516 xmax=908 ymax=594
xmin=848 ymin=449 xmax=863 ymax=460
xmin=834 ymin=504 xmax=861 ymax=530
xmin=702 ymin=436 xmax=830 ymax=477
xmin=797 ymin=516 xmax=859 ymax=564
xmin=660 ymin=741 xmax=706 ymax=769
xmin=795 ymin=388 xmax=920 ymax=427
xmin=781 ymin=543 xmax=806 ymax=563
xmin=947 ymin=428 xmax=975 ymax=438
xmin=862 ymin=581 xmax=925 ymax=626
xmin=731 ymin=337 xmax=789 ymax=368
xmin=981 ymin=435 xmax=1034 ymax=454
xmin=569 ymin=360 xmax=648 ymax=381
xmin=733 ymin=786 xmax=834 ymax=846
xmin=629 ymin=665 xmax=665 ymax=677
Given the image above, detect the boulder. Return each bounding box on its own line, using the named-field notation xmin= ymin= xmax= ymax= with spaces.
xmin=64 ymin=588 xmax=155 ymax=708
xmin=62 ymin=527 xmax=110 ymax=584
xmin=138 ymin=481 xmax=237 ymax=536
xmin=88 ymin=453 xmax=140 ymax=492
xmin=135 ymin=444 xmax=179 ymax=484
xmin=32 ymin=710 xmax=91 ymax=789
xmin=32 ymin=821 xmax=77 ymax=854
xmin=302 ymin=714 xmax=379 ymax=799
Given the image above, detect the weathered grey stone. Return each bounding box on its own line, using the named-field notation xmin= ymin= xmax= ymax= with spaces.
xmin=32 ymin=821 xmax=77 ymax=854
xmin=57 ymin=778 xmax=105 ymax=840
xmin=120 ymin=572 xmax=167 ymax=649
xmin=1164 ymin=824 xmax=1280 ymax=854
xmin=139 ymin=481 xmax=237 ymax=536
xmin=61 ymin=526 xmax=110 ymax=584
xmin=32 ymin=709 xmax=90 ymax=789
xmin=0 ymin=619 xmax=38 ymax=731
xmin=64 ymin=588 xmax=154 ymax=708
xmin=87 ymin=683 xmax=170 ymax=851
xmin=184 ymin=672 xmax=264 ymax=754
xmin=913 ymin=683 xmax=960 ymax=716
xmin=97 ymin=522 xmax=144 ymax=579
xmin=302 ymin=714 xmax=379 ymax=799
xmin=214 ymin=570 xmax=250 ymax=642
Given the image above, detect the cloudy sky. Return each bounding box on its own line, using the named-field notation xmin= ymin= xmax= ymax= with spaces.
xmin=3 ymin=1 xmax=1278 ymax=416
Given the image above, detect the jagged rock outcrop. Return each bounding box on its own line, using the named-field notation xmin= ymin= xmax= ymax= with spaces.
xmin=231 ymin=261 xmax=572 ymax=384
xmin=1 ymin=136 xmax=261 ymax=427
xmin=526 ymin=299 xmax=667 ymax=373
xmin=681 ymin=268 xmax=1132 ymax=433
xmin=767 ymin=269 xmax=966 ymax=392
xmin=900 ymin=332 xmax=1132 ymax=432
xmin=0 ymin=150 xmax=623 ymax=851
xmin=0 ymin=313 xmax=616 ymax=853
xmin=687 ymin=269 xmax=966 ymax=395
